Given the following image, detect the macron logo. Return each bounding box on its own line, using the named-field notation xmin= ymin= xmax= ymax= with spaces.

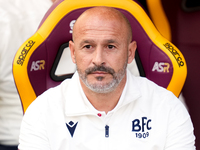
xmin=66 ymin=121 xmax=78 ymax=137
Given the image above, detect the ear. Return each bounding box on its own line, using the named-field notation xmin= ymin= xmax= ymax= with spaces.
xmin=127 ymin=41 xmax=137 ymax=64
xmin=69 ymin=40 xmax=76 ymax=64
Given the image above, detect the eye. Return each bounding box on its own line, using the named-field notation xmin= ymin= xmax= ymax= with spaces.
xmin=83 ymin=45 xmax=92 ymax=49
xmin=107 ymin=45 xmax=116 ymax=49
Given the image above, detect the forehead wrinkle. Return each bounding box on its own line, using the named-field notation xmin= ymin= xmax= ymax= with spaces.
xmin=79 ymin=24 xmax=123 ymax=36
xmin=75 ymin=33 xmax=120 ymax=46
xmin=79 ymin=39 xmax=95 ymax=46
xmin=78 ymin=38 xmax=121 ymax=49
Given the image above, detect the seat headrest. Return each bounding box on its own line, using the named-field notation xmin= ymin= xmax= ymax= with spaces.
xmin=13 ymin=0 xmax=187 ymax=112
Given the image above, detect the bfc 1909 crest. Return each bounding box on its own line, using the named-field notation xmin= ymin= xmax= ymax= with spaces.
xmin=132 ymin=117 xmax=152 ymax=139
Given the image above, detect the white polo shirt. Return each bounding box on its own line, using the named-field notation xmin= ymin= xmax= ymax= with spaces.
xmin=18 ymin=70 xmax=195 ymax=150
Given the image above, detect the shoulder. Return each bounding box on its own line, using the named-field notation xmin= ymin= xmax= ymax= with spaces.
xmin=25 ymin=72 xmax=80 ymax=117
xmin=133 ymin=75 xmax=173 ymax=97
xmin=129 ymin=75 xmax=194 ymax=132
xmin=25 ymin=79 xmax=71 ymax=117
xmin=129 ymin=74 xmax=186 ymax=112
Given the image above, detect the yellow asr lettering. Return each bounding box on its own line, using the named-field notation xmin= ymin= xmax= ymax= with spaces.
xmin=39 ymin=60 xmax=45 ymax=70
xmin=163 ymin=63 xmax=170 ymax=73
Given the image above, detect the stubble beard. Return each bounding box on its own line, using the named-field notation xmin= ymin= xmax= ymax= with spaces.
xmin=77 ymin=61 xmax=127 ymax=94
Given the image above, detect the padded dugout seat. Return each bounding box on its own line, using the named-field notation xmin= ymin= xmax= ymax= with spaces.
xmin=146 ymin=0 xmax=200 ymax=148
xmin=13 ymin=0 xmax=187 ymax=113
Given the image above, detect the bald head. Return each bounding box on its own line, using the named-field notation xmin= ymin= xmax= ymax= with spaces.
xmin=72 ymin=6 xmax=132 ymax=43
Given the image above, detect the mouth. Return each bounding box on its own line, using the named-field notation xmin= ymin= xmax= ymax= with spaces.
xmin=91 ymin=71 xmax=108 ymax=75
xmin=90 ymin=71 xmax=108 ymax=81
xmin=89 ymin=71 xmax=111 ymax=82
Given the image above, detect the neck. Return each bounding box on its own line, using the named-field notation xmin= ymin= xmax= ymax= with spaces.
xmin=80 ymin=76 xmax=127 ymax=114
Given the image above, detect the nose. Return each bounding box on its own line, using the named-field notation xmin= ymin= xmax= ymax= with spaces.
xmin=92 ymin=46 xmax=105 ymax=66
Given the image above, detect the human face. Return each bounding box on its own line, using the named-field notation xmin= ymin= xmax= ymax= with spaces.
xmin=69 ymin=11 xmax=136 ymax=93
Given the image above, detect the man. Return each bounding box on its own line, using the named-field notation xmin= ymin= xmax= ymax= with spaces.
xmin=18 ymin=6 xmax=195 ymax=149
xmin=0 ymin=0 xmax=54 ymax=149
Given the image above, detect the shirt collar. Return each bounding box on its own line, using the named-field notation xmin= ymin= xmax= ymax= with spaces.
xmin=64 ymin=70 xmax=141 ymax=116
xmin=113 ymin=69 xmax=141 ymax=111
